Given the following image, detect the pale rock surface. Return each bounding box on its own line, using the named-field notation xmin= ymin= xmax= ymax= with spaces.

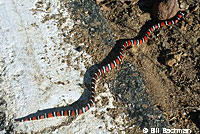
xmin=0 ymin=0 xmax=117 ymax=133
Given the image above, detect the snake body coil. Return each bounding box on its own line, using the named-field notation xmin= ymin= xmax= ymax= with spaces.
xmin=15 ymin=11 xmax=185 ymax=122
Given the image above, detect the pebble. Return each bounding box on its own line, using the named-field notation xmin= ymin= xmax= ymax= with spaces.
xmin=193 ymin=24 xmax=200 ymax=31
xmin=180 ymin=2 xmax=186 ymax=9
xmin=152 ymin=0 xmax=180 ymax=20
xmin=174 ymin=54 xmax=181 ymax=62
xmin=193 ymin=5 xmax=199 ymax=12
xmin=75 ymin=46 xmax=82 ymax=52
xmin=166 ymin=58 xmax=177 ymax=67
xmin=139 ymin=13 xmax=150 ymax=23
xmin=188 ymin=21 xmax=193 ymax=26
xmin=166 ymin=53 xmax=182 ymax=67
xmin=181 ymin=25 xmax=187 ymax=31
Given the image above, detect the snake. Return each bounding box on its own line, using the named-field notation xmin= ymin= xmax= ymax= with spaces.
xmin=15 ymin=11 xmax=185 ymax=122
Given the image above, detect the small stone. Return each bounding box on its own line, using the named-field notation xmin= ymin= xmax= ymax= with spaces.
xmin=96 ymin=0 xmax=104 ymax=5
xmin=75 ymin=46 xmax=82 ymax=52
xmin=180 ymin=2 xmax=186 ymax=9
xmin=181 ymin=25 xmax=187 ymax=31
xmin=152 ymin=0 xmax=180 ymax=20
xmin=166 ymin=58 xmax=177 ymax=67
xmin=193 ymin=24 xmax=200 ymax=31
xmin=139 ymin=13 xmax=151 ymax=23
xmin=174 ymin=54 xmax=181 ymax=62
xmin=193 ymin=5 xmax=199 ymax=12
xmin=188 ymin=21 xmax=193 ymax=26
xmin=183 ymin=53 xmax=188 ymax=57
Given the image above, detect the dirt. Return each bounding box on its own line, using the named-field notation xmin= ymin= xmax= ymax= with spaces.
xmin=96 ymin=0 xmax=200 ymax=133
xmin=67 ymin=0 xmax=199 ymax=133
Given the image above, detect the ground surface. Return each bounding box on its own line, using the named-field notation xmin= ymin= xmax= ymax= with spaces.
xmin=93 ymin=0 xmax=200 ymax=133
xmin=0 ymin=0 xmax=199 ymax=133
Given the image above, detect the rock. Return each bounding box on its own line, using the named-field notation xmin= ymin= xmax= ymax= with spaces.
xmin=166 ymin=58 xmax=177 ymax=67
xmin=152 ymin=0 xmax=180 ymax=20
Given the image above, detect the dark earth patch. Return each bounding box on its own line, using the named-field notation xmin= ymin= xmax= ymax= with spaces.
xmin=95 ymin=0 xmax=199 ymax=133
xmin=66 ymin=0 xmax=199 ymax=133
